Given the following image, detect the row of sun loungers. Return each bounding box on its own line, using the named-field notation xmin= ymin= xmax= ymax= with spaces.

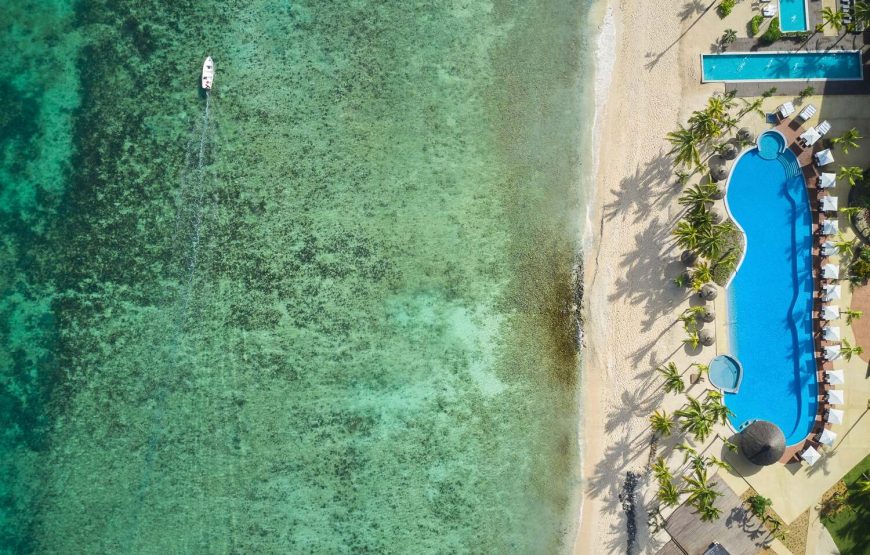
xmin=805 ymin=179 xmax=847 ymax=464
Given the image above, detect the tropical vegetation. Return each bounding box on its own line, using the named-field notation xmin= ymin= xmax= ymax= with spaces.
xmin=760 ymin=18 xmax=782 ymax=45
xmin=840 ymin=339 xmax=863 ymax=362
xmin=831 ymin=128 xmax=862 ymax=154
xmin=749 ymin=14 xmax=763 ymax=36
xmin=650 ymin=410 xmax=674 ymax=437
xmin=838 ymin=166 xmax=864 ymax=187
xmin=843 ymin=308 xmax=862 ymax=325
xmin=820 ymin=7 xmax=846 ymax=33
xmin=657 ymin=362 xmax=685 ymax=394
xmin=717 ymin=0 xmax=736 ymax=18
xmin=822 ymin=454 xmax=870 ymax=554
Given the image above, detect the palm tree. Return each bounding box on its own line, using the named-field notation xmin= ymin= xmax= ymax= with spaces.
xmin=691 ymin=262 xmax=713 ymax=291
xmin=698 ymin=503 xmax=723 ymax=522
xmin=650 ymin=410 xmax=674 ymax=437
xmin=833 ymin=232 xmax=857 ymax=257
xmin=840 ymin=206 xmax=864 ymax=219
xmin=667 ymin=125 xmax=702 ymax=168
xmin=657 ymin=362 xmax=686 ymax=394
xmin=856 ymin=1 xmax=870 ymax=26
xmin=693 ymin=362 xmax=710 ymax=381
xmin=684 ymin=330 xmax=701 ymax=350
xmin=652 ymin=457 xmax=672 ymax=483
xmin=831 ymin=128 xmax=862 ymax=154
xmin=747 ymin=494 xmax=773 ymax=519
xmin=676 ymin=442 xmax=699 ymax=464
xmin=707 ymin=455 xmax=732 ymax=472
xmin=658 ymin=478 xmax=682 ymax=507
xmin=821 ymin=7 xmax=845 ymax=32
xmin=689 ymin=109 xmax=724 ymax=142
xmin=721 ymin=28 xmax=737 ymax=47
xmin=697 ymin=223 xmax=731 ymax=259
xmin=674 ymin=219 xmax=703 ymax=251
xmin=679 ymin=183 xmax=718 ymax=210
xmin=844 ymin=308 xmax=863 ymax=325
xmin=838 ymin=166 xmax=864 ymax=187
xmin=682 ymin=467 xmax=723 ymax=515
xmin=722 ymin=438 xmax=739 ymax=453
xmin=704 ymin=394 xmax=734 ymax=425
xmin=676 ymin=396 xmax=714 ymax=441
xmin=738 ymin=97 xmax=765 ymax=121
xmin=841 ymin=338 xmax=864 ymax=361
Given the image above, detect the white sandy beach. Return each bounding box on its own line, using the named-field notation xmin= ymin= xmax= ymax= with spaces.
xmin=576 ymin=0 xmax=737 ymax=552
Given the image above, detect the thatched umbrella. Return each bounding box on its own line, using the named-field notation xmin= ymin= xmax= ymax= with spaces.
xmin=700 ymin=283 xmax=718 ymax=301
xmin=699 ymin=328 xmax=715 ymax=346
xmin=737 ymin=127 xmax=754 ymax=143
xmin=722 ymin=143 xmax=738 ymax=160
xmin=710 ymin=166 xmax=729 ymax=182
xmin=710 ymin=203 xmax=727 ymax=224
xmin=701 ymin=308 xmax=715 ymax=323
xmin=681 ymin=250 xmax=699 ymax=267
xmin=739 ymin=420 xmax=786 ymax=466
xmin=709 ymin=154 xmax=727 ymax=169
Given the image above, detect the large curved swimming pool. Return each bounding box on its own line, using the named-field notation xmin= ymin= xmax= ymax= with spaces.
xmin=724 ymin=131 xmax=818 ymax=445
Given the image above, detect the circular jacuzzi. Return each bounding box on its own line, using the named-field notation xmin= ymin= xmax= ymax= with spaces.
xmin=757 ymin=130 xmax=786 ymax=160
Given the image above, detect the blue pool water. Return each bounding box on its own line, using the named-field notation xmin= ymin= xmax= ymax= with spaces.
xmin=701 ymin=51 xmax=864 ymax=82
xmin=780 ymin=0 xmax=809 ymax=32
xmin=725 ymin=132 xmax=818 ymax=445
xmin=709 ymin=355 xmax=742 ymax=393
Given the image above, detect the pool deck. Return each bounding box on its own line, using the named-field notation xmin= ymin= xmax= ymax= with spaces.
xmin=722 ymin=32 xmax=870 ymax=97
xmin=717 ymin=104 xmax=870 ymax=526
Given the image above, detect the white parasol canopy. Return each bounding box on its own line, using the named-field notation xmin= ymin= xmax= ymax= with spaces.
xmin=821 ymin=196 xmax=839 ymax=212
xmin=827 ymin=408 xmax=845 ymax=424
xmin=815 ymin=149 xmax=835 ymax=166
xmin=819 ymin=428 xmax=837 ymax=446
xmin=821 ymin=219 xmax=839 ymax=235
xmin=819 ymin=173 xmax=836 ymax=188
xmin=823 ymin=326 xmax=841 ymax=341
xmin=826 ymin=369 xmax=845 ymax=384
xmin=823 ymin=284 xmax=842 ymax=301
xmin=824 ymin=344 xmax=841 ymax=360
xmin=801 ymin=127 xmax=822 ymax=146
xmin=822 ymin=305 xmax=841 ymax=320
xmin=801 ymin=445 xmax=821 ymax=465
xmin=828 ymin=389 xmax=845 ymax=405
xmin=822 ymin=263 xmax=840 ymax=279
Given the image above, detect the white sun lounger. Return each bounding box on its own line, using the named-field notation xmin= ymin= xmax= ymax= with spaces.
xmin=819 ymin=173 xmax=836 ymax=189
xmin=778 ymin=101 xmax=794 ymax=118
xmin=818 ymin=428 xmax=837 ymax=446
xmin=817 ymin=120 xmax=832 ymax=136
xmin=798 ymin=104 xmax=817 ymax=121
xmin=827 ymin=389 xmax=845 ymax=405
xmin=824 ymin=344 xmax=841 ymax=360
xmin=763 ymin=5 xmax=777 ymax=16
xmin=821 ymin=219 xmax=839 ymax=235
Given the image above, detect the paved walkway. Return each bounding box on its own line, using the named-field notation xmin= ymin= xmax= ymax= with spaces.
xmin=846 ymin=284 xmax=870 ymax=363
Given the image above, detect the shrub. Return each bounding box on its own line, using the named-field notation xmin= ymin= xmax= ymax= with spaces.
xmin=798 ymin=86 xmax=815 ymax=99
xmin=850 ymin=247 xmax=870 ymax=285
xmin=750 ymin=15 xmax=763 ymax=36
xmin=760 ymin=17 xmax=783 ymax=44
xmin=718 ymin=0 xmax=736 ymax=17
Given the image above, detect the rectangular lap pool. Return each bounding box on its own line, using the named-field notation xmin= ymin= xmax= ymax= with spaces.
xmin=701 ymin=51 xmax=864 ymax=82
xmin=779 ymin=0 xmax=809 ymax=32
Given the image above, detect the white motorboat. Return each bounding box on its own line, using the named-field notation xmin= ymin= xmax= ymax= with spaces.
xmin=201 ymin=56 xmax=214 ymax=90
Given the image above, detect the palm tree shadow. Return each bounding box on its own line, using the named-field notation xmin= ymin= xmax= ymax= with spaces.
xmin=603 ymin=151 xmax=677 ymax=224
xmin=604 ymin=387 xmax=667 ymax=434
xmin=645 ymin=0 xmax=718 ymax=70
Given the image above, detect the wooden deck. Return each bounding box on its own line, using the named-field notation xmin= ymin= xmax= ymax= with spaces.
xmin=659 ymin=480 xmax=767 ymax=555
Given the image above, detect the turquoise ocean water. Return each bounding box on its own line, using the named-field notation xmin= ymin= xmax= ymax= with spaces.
xmin=1 ymin=1 xmax=593 ymax=552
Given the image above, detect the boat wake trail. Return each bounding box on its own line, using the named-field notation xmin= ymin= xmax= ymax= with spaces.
xmin=125 ymin=91 xmax=214 ymax=549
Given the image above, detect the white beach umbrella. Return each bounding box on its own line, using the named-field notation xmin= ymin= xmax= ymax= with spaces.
xmin=823 ymin=284 xmax=842 ymax=301
xmin=827 ymin=389 xmax=845 ymax=405
xmin=827 ymin=408 xmax=845 ymax=425
xmin=822 ymin=263 xmax=840 ymax=279
xmin=826 ymin=369 xmax=846 ymax=385
xmin=822 ymin=305 xmax=840 ymax=320
xmin=824 ymin=344 xmax=841 ymax=360
xmin=801 ymin=445 xmax=821 ymax=465
xmin=821 ymin=196 xmax=839 ymax=212
xmin=819 ymin=428 xmax=837 ymax=446
xmin=823 ymin=326 xmax=841 ymax=341
xmin=815 ymin=149 xmax=835 ymax=166
xmin=821 ymin=219 xmax=839 ymax=235
xmin=801 ymin=127 xmax=822 ymax=146
xmin=819 ymin=173 xmax=836 ymax=189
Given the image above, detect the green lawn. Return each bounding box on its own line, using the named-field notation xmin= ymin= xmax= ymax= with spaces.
xmin=822 ymin=454 xmax=870 ymax=555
